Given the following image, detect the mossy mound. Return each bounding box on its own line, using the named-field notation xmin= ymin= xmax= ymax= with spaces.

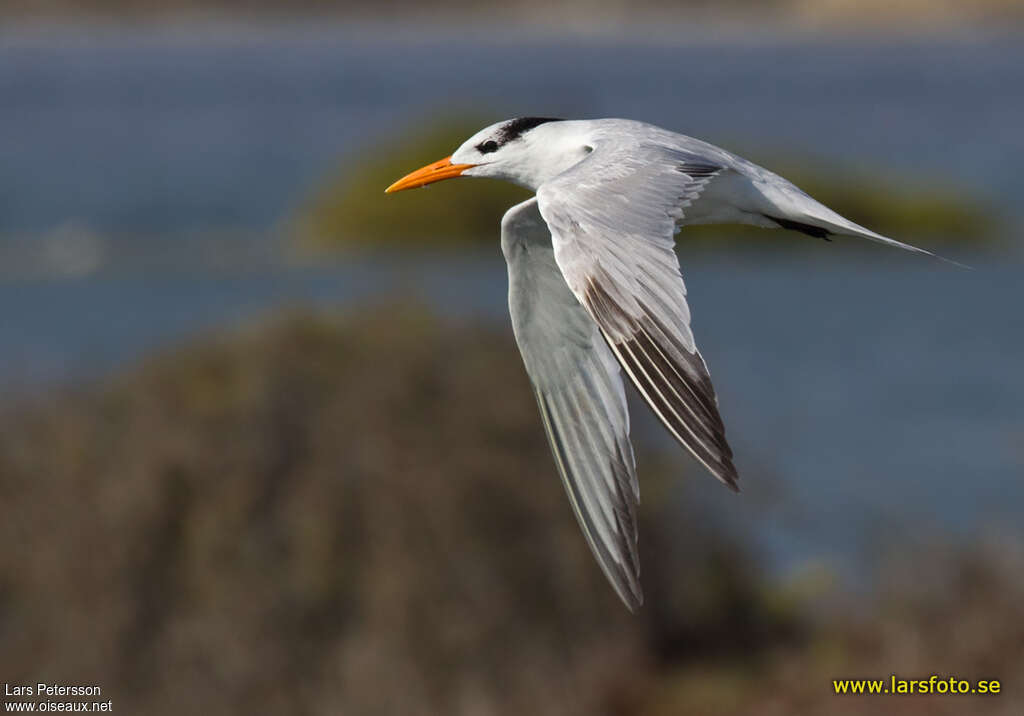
xmin=1 ymin=306 xmax=1021 ymax=714
xmin=0 ymin=307 xmax=788 ymax=715
xmin=293 ymin=119 xmax=532 ymax=253
xmin=292 ymin=119 xmax=999 ymax=253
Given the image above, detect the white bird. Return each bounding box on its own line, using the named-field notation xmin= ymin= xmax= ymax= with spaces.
xmin=386 ymin=117 xmax=947 ymax=611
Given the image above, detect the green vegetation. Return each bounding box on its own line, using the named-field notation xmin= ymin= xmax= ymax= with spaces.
xmin=292 ymin=119 xmax=531 ymax=254
xmin=292 ymin=118 xmax=999 ymax=254
xmin=1 ymin=306 xmax=1020 ymax=714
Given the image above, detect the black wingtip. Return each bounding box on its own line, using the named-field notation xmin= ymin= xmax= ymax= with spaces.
xmin=620 ymin=588 xmax=644 ymax=613
xmin=763 ymin=214 xmax=832 ymax=241
xmin=714 ymin=464 xmax=741 ymax=493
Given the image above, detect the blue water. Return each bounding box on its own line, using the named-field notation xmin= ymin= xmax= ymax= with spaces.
xmin=2 ymin=28 xmax=1023 ymax=236
xmin=0 ymin=27 xmax=1021 ymax=578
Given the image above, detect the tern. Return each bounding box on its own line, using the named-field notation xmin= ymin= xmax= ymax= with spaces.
xmin=386 ymin=117 xmax=947 ymax=611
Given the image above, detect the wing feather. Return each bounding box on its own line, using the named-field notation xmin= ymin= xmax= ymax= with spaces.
xmin=502 ymin=198 xmax=643 ymax=610
xmin=536 ymin=140 xmax=740 ymax=490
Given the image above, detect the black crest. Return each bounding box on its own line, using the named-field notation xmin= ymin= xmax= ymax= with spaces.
xmin=476 ymin=117 xmax=564 ymax=154
xmin=498 ymin=117 xmax=564 ymax=143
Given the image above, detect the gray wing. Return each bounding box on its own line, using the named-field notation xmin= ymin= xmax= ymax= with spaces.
xmin=502 ymin=198 xmax=643 ymax=611
xmin=536 ymin=140 xmax=739 ymax=490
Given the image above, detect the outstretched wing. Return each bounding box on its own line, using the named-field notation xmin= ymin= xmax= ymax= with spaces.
xmin=536 ymin=141 xmax=739 ymax=489
xmin=502 ymin=198 xmax=643 ymax=611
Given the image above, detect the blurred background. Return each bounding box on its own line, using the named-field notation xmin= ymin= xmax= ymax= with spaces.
xmin=1 ymin=2 xmax=1023 ymax=714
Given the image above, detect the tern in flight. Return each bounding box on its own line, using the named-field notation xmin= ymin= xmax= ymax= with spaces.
xmin=386 ymin=117 xmax=947 ymax=611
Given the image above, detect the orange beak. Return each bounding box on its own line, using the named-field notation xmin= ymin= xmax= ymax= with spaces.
xmin=385 ymin=156 xmax=475 ymax=193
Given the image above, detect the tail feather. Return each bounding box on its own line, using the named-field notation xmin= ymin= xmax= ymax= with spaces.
xmin=768 ymin=187 xmax=969 ymax=268
xmin=824 ymin=220 xmax=970 ymax=269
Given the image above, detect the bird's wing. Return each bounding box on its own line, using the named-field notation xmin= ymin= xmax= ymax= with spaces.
xmin=536 ymin=141 xmax=739 ymax=489
xmin=502 ymin=197 xmax=643 ymax=611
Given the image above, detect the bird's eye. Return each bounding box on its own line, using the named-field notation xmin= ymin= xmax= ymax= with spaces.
xmin=478 ymin=140 xmax=499 ymax=154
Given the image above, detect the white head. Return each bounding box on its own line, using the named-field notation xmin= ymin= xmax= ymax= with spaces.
xmin=386 ymin=117 xmax=592 ymax=194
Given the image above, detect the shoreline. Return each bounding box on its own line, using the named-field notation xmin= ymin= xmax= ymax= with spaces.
xmin=2 ymin=15 xmax=1022 ymax=45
